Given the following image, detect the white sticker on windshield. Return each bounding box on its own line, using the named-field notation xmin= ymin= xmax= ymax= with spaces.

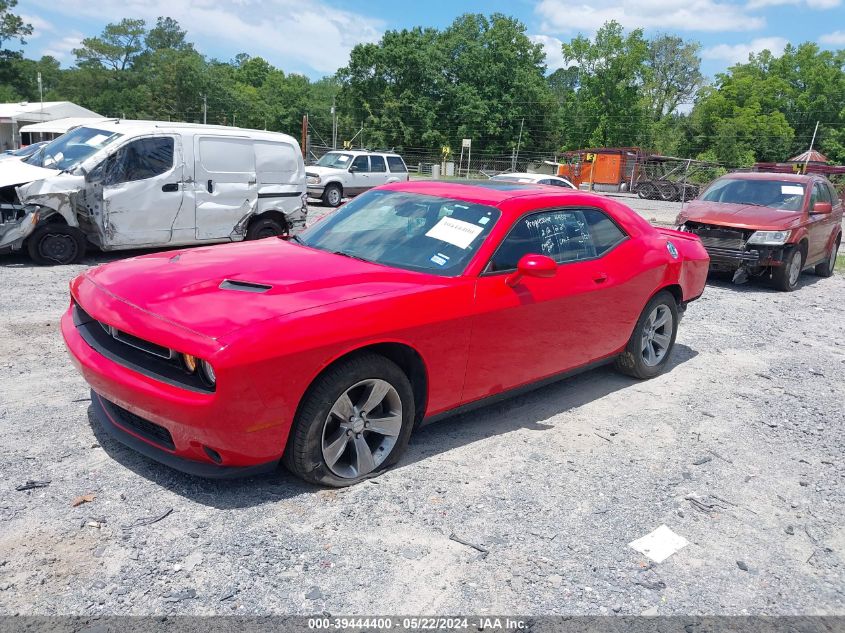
xmin=425 ymin=216 xmax=484 ymax=249
xmin=782 ymin=185 xmax=803 ymax=195
xmin=337 ymin=155 xmax=349 ymax=162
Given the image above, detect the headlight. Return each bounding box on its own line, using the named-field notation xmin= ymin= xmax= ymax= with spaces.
xmin=747 ymin=230 xmax=791 ymax=246
xmin=675 ymin=212 xmax=688 ymax=226
xmin=307 ymin=175 xmax=320 ymax=185
xmin=199 ymin=360 xmax=216 ymax=386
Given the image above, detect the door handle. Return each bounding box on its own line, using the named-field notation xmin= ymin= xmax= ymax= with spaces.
xmin=161 ymin=183 xmax=179 ymax=192
xmin=207 ymin=179 xmax=213 ymax=193
xmin=248 ymin=176 xmax=257 ymax=186
xmin=593 ymin=272 xmax=608 ymax=284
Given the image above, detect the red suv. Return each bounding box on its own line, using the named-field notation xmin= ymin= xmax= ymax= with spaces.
xmin=677 ymin=172 xmax=842 ymax=291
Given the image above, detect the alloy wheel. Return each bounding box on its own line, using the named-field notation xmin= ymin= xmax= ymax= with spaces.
xmin=640 ymin=304 xmax=673 ymax=367
xmin=788 ymin=251 xmax=802 ymax=287
xmin=321 ymin=378 xmax=403 ymax=479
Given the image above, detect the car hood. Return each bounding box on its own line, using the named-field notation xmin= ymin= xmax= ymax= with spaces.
xmin=0 ymin=159 xmax=56 ymax=188
xmin=681 ymin=200 xmax=803 ymax=230
xmin=79 ymin=239 xmax=434 ymax=340
xmin=306 ymin=165 xmax=347 ymax=178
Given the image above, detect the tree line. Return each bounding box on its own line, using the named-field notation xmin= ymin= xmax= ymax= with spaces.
xmin=1 ymin=1 xmax=844 ymax=166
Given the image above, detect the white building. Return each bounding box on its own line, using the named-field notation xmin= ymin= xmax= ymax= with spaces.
xmin=0 ymin=102 xmax=102 ymax=150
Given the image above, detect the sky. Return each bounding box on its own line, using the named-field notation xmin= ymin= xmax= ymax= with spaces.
xmin=16 ymin=0 xmax=845 ymax=80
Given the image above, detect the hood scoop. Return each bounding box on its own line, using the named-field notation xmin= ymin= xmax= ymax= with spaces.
xmin=219 ymin=279 xmax=272 ymax=293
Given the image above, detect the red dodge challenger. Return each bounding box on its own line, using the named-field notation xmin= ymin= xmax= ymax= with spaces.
xmin=62 ymin=181 xmax=709 ymax=486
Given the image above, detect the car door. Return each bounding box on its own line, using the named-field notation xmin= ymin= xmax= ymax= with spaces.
xmin=98 ymin=134 xmax=184 ymax=246
xmin=194 ymin=135 xmax=257 ymax=240
xmin=462 ymin=207 xmax=638 ymax=404
xmin=368 ymin=155 xmax=390 ymax=187
xmin=807 ymin=181 xmax=837 ymax=263
xmin=347 ymin=155 xmax=371 ymax=194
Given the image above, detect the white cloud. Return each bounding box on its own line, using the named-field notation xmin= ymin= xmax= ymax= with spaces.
xmin=530 ymin=34 xmax=568 ymax=72
xmin=26 ymin=0 xmax=384 ymax=75
xmin=41 ymin=33 xmax=84 ymax=61
xmin=20 ymin=14 xmax=55 ymax=39
xmin=702 ymin=36 xmax=789 ymax=63
xmin=747 ymin=0 xmax=840 ymax=7
xmin=535 ymin=0 xmax=766 ymax=33
xmin=819 ymin=30 xmax=845 ymax=45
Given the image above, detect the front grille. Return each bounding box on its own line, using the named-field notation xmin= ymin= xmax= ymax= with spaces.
xmin=73 ymin=302 xmax=214 ymax=393
xmin=685 ymin=223 xmax=751 ymax=251
xmin=101 ymin=396 xmax=175 ymax=450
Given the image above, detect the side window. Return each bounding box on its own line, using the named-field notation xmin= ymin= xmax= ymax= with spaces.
xmin=815 ymin=182 xmax=831 ymax=204
xmin=549 ymin=178 xmax=571 ymax=188
xmin=537 ymin=179 xmax=552 ymax=185
xmin=489 ymin=208 xmax=626 ymax=272
xmin=583 ymin=208 xmax=627 ymax=256
xmin=106 ymin=137 xmax=174 ymax=185
xmin=387 ymin=156 xmax=407 ymax=173
xmin=351 ymin=155 xmax=369 ymax=172
xmin=827 ymin=183 xmax=840 ymax=205
xmin=370 ymin=155 xmax=386 ymax=172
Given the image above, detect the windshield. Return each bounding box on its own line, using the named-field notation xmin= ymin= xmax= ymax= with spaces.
xmin=315 ymin=152 xmax=354 ymax=169
xmin=24 ymin=127 xmax=122 ymax=171
xmin=298 ymin=189 xmax=500 ymax=276
xmin=700 ymin=178 xmax=806 ymax=211
xmin=10 ymin=143 xmax=45 ymax=158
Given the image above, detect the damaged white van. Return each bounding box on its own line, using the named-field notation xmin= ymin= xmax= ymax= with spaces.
xmin=0 ymin=120 xmax=307 ymax=264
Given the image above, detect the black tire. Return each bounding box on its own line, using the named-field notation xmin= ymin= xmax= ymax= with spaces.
xmin=772 ymin=245 xmax=804 ymax=291
xmin=246 ymin=216 xmax=287 ymax=240
xmin=322 ymin=183 xmax=343 ymax=207
xmin=815 ymin=235 xmax=840 ymax=277
xmin=614 ymin=290 xmax=679 ymax=380
xmin=283 ymin=353 xmax=415 ymax=487
xmin=27 ymin=224 xmax=86 ymax=265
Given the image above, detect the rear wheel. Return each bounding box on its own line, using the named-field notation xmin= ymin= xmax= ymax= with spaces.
xmin=322 ymin=183 xmax=343 ymax=207
xmin=27 ymin=224 xmax=86 ymax=265
xmin=615 ymin=291 xmax=679 ymax=380
xmin=814 ymin=235 xmax=840 ymax=278
xmin=772 ymin=246 xmax=804 ymax=291
xmin=246 ymin=216 xmax=287 ymax=240
xmin=284 ymin=353 xmax=415 ymax=487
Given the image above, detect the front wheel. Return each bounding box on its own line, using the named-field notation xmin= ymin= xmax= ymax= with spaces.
xmin=27 ymin=224 xmax=86 ymax=265
xmin=283 ymin=353 xmax=415 ymax=487
xmin=322 ymin=183 xmax=343 ymax=207
xmin=615 ymin=291 xmax=679 ymax=380
xmin=772 ymin=246 xmax=803 ymax=291
xmin=814 ymin=236 xmax=840 ymax=278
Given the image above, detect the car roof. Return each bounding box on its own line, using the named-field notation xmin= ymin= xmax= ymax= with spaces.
xmin=722 ymin=171 xmax=819 ymax=183
xmin=493 ymin=172 xmax=560 ymax=180
xmin=381 ymin=179 xmax=580 ymax=206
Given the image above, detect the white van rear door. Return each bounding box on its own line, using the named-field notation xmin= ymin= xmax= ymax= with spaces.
xmin=194 ymin=135 xmax=257 ymax=240
xmin=101 ymin=134 xmax=184 ymax=246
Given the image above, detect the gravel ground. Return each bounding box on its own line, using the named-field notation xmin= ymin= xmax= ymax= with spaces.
xmin=0 ymin=215 xmax=844 ymax=616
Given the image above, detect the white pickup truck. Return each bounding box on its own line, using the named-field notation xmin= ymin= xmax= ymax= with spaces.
xmin=306 ymin=150 xmax=409 ymax=207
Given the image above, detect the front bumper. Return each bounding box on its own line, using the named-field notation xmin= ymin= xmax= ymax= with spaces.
xmin=92 ymin=391 xmax=279 ymax=478
xmin=61 ymin=292 xmax=292 ymax=475
xmin=703 ymin=245 xmax=785 ymax=271
xmin=307 ymin=185 xmax=326 ymax=198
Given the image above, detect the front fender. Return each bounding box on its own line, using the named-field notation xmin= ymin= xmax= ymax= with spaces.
xmin=16 ymin=174 xmax=86 ymax=228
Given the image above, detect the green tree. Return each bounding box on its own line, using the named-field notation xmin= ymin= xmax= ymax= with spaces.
xmin=559 ymin=21 xmax=651 ymax=148
xmin=145 ymin=16 xmax=190 ymax=51
xmin=643 ymin=35 xmax=703 ymax=119
xmin=0 ymin=0 xmax=30 ymax=49
xmin=73 ymin=18 xmax=147 ymax=70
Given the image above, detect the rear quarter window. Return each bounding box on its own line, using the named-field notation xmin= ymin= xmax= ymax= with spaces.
xmin=198 ymin=137 xmax=255 ymax=173
xmin=387 ymin=156 xmax=407 ymax=173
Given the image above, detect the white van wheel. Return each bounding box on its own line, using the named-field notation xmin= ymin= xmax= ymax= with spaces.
xmin=246 ymin=217 xmax=287 ymax=240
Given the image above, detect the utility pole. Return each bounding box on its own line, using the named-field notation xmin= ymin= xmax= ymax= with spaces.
xmin=201 ymin=95 xmax=207 ymax=125
xmin=331 ymin=96 xmax=338 ymax=150
xmin=803 ymin=121 xmax=820 ymax=174
xmin=513 ymin=117 xmax=525 ymax=172
xmin=37 ymin=72 xmax=43 ymax=116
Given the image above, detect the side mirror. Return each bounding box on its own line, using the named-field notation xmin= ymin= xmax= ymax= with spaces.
xmin=506 ymin=254 xmax=557 ymax=287
xmin=812 ymin=201 xmax=832 ymax=214
xmin=349 ymin=165 xmax=358 ymax=173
